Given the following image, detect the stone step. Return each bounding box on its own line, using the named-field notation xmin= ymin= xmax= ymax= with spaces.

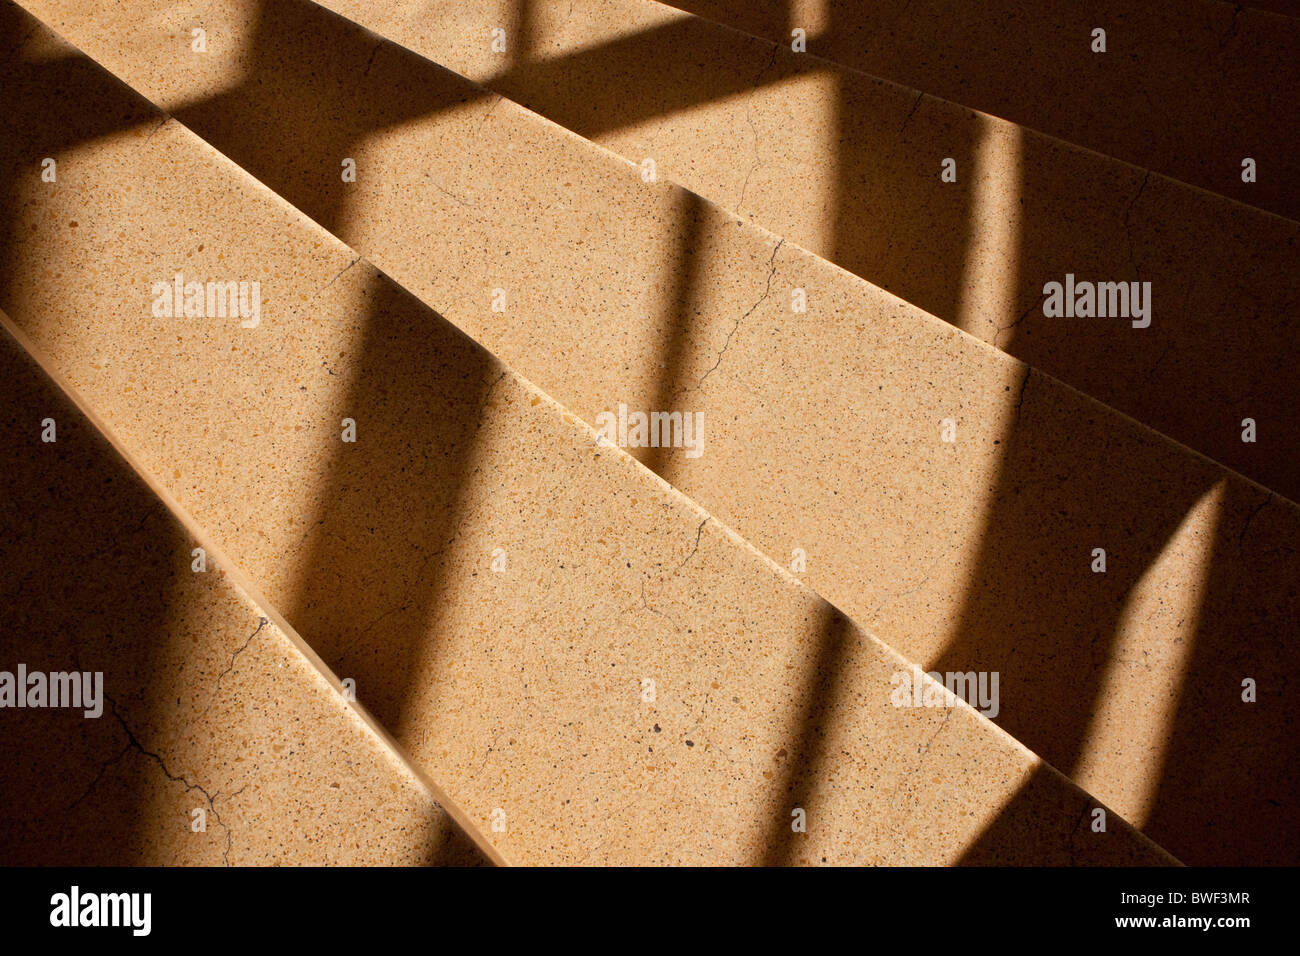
xmin=0 ymin=317 xmax=491 ymax=865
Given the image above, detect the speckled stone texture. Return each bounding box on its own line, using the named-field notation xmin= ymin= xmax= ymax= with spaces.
xmin=0 ymin=320 xmax=487 ymax=866
xmin=293 ymin=0 xmax=1299 ymax=503
xmin=0 ymin=6 xmax=1177 ymax=866
xmin=9 ymin=0 xmax=1293 ymax=864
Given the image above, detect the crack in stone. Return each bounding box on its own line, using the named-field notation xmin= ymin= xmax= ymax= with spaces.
xmin=638 ymin=579 xmax=682 ymax=630
xmin=694 ymin=238 xmax=784 ymax=391
xmin=108 ymin=697 xmax=233 ymax=866
xmin=994 ymin=293 xmax=1048 ymax=348
xmin=1124 ymin=170 xmax=1151 ymax=283
xmin=324 ymin=256 xmax=362 ymax=291
xmin=674 ymin=517 xmax=710 ymax=574
xmin=1239 ymin=491 xmax=1274 ymax=547
xmin=874 ymin=544 xmax=954 ymax=618
xmin=918 ymin=707 xmax=953 ymax=759
xmin=203 ymin=616 xmax=268 ymax=717
xmin=899 ymin=90 xmax=924 ymax=134
xmin=752 ymin=42 xmax=779 ymax=86
xmin=431 ymin=180 xmax=471 ymax=208
xmin=358 ymin=604 xmax=404 ymax=638
xmin=877 ymin=575 xmax=931 ymax=617
xmin=474 ymin=94 xmax=505 ymax=141
xmin=65 ymin=741 xmax=132 ymax=811
xmin=476 ymin=729 xmax=501 ymax=777
xmin=736 ymin=45 xmax=780 ymax=210
xmin=1012 ymin=367 xmax=1033 ymax=423
xmin=737 ymin=108 xmax=763 ymax=210
xmin=362 ymin=39 xmax=384 ymax=78
xmin=142 ymin=116 xmax=169 ymax=147
xmin=615 ymin=574 xmax=683 ymax=633
xmin=1218 ymin=3 xmax=1244 ymax=53
xmin=882 ymin=705 xmax=955 ymax=838
xmin=1145 ymin=342 xmax=1173 ymax=382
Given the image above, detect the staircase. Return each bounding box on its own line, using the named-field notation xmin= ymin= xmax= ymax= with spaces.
xmin=1 ymin=0 xmax=1294 ymax=865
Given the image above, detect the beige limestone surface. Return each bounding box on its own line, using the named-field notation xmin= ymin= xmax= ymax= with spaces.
xmin=0 ymin=318 xmax=488 ymax=866
xmin=300 ymin=0 xmax=1300 ymax=503
xmin=0 ymin=5 xmax=1176 ymax=866
xmin=10 ymin=0 xmax=1295 ymax=864
xmin=21 ymin=2 xmax=1299 ymax=495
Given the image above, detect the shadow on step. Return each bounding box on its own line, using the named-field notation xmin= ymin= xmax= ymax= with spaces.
xmin=925 ymin=126 xmax=1299 ymax=862
xmin=281 ymin=276 xmax=501 ymax=744
xmin=118 ymin=0 xmax=506 ymax=812
xmin=0 ymin=1 xmax=486 ymax=865
xmin=479 ymin=0 xmax=979 ymax=351
xmin=0 ymin=15 xmax=182 ymax=862
xmin=0 ymin=323 xmax=486 ymax=865
xmin=666 ymin=0 xmax=1300 ymax=221
xmin=606 ymin=8 xmax=1295 ymax=862
xmin=938 ymin=406 xmax=1299 ymax=865
xmin=760 ymin=603 xmax=854 ymax=867
xmin=186 ymin=0 xmax=1289 ymax=864
xmin=481 ymin=0 xmax=1299 ymax=499
xmin=169 ymin=0 xmax=489 ymax=238
xmin=0 ymin=325 xmax=184 ymax=863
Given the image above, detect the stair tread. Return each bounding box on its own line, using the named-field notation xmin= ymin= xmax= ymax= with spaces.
xmin=0 ymin=318 xmax=489 ymax=866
